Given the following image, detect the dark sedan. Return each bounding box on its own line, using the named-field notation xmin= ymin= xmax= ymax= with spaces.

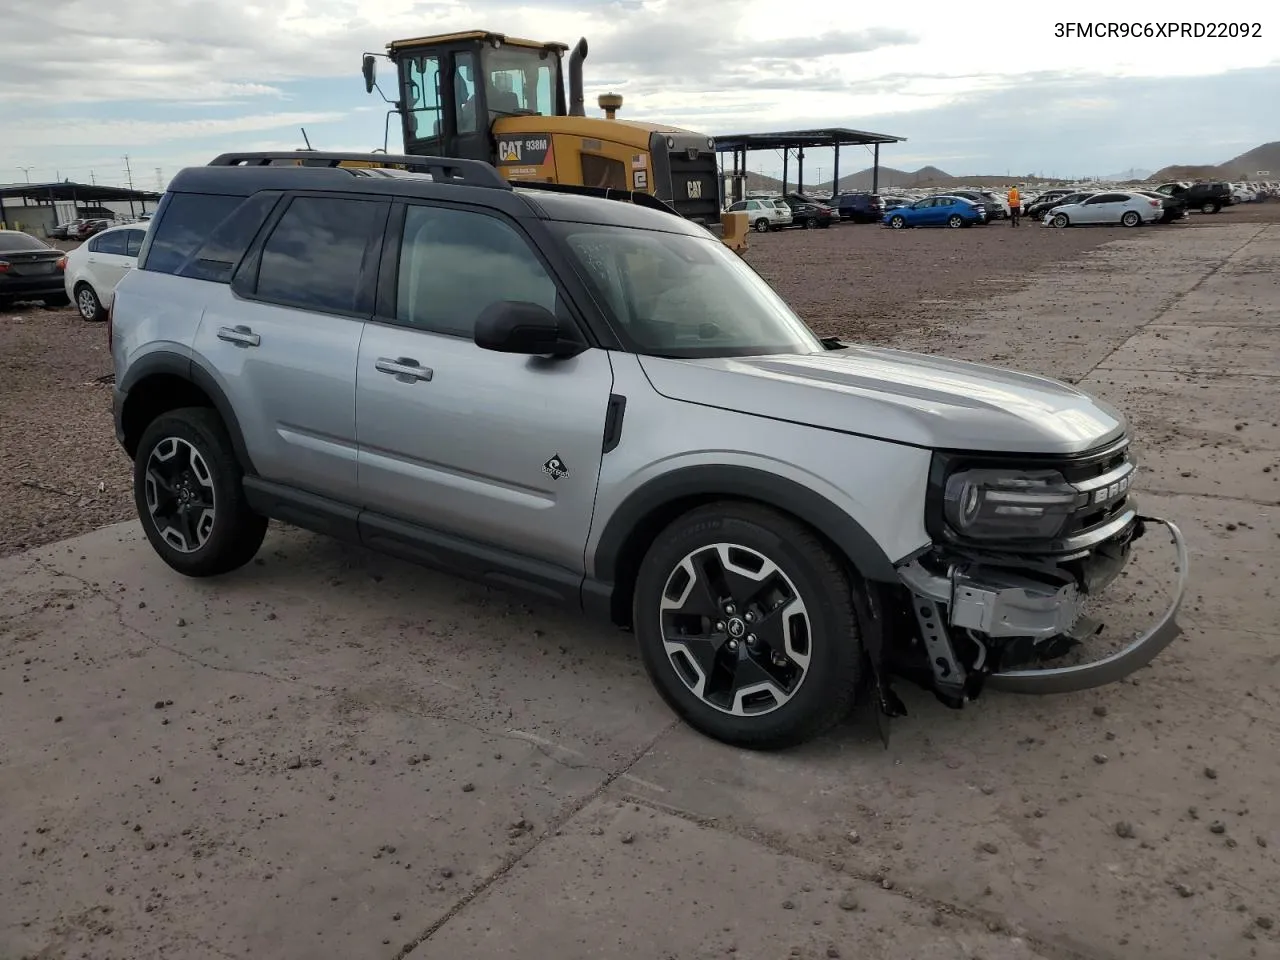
xmin=0 ymin=230 xmax=70 ymax=309
xmin=1025 ymin=191 xmax=1096 ymax=221
xmin=781 ymin=194 xmax=835 ymax=228
xmin=1134 ymin=189 xmax=1187 ymax=223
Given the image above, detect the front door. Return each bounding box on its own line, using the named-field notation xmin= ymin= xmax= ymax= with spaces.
xmin=355 ymin=202 xmax=615 ymax=575
xmin=1078 ymin=194 xmax=1125 ymax=223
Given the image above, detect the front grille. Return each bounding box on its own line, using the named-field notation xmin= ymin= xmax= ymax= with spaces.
xmin=1060 ymin=439 xmax=1136 ymax=540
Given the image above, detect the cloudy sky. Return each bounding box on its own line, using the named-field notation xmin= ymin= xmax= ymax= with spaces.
xmin=2 ymin=0 xmax=1277 ymax=191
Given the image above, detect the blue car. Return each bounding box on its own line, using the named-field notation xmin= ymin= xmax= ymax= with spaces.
xmin=883 ymin=195 xmax=985 ymax=229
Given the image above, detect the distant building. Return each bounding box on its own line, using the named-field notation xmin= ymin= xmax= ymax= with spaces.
xmin=0 ymin=181 xmax=162 ymax=235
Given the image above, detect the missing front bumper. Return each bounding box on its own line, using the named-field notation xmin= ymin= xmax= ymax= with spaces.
xmin=897 ymin=516 xmax=1188 ymax=697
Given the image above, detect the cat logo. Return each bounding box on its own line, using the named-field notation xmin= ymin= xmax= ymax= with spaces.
xmin=498 ymin=140 xmax=523 ymax=163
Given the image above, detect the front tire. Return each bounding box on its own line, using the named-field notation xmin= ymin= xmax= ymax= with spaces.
xmin=133 ymin=407 xmax=268 ymax=578
xmin=1052 ymin=213 xmax=1070 ymax=228
xmin=754 ymin=218 xmax=771 ymax=234
xmin=889 ymin=215 xmax=906 ymax=229
xmin=74 ymin=282 xmax=103 ymax=321
xmin=632 ymin=503 xmax=864 ymax=749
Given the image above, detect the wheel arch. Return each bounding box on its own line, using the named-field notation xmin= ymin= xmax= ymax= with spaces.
xmin=588 ymin=465 xmax=898 ymax=627
xmin=119 ymin=352 xmax=256 ymax=473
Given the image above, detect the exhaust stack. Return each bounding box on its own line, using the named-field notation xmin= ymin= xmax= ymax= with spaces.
xmin=568 ymin=37 xmax=588 ymax=116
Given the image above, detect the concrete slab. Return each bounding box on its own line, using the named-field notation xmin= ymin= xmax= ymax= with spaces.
xmin=1098 ymin=323 xmax=1280 ymax=377
xmin=1079 ymin=370 xmax=1280 ymax=505
xmin=417 ymin=797 xmax=1055 ymax=960
xmin=907 ymin=225 xmax=1272 ymax=382
xmin=0 ymin=523 xmax=676 ymax=960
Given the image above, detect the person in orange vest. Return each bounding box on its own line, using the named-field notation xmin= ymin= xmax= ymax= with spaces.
xmin=1008 ymin=185 xmax=1021 ymax=226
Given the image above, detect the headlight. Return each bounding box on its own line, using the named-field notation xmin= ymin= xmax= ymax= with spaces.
xmin=942 ymin=468 xmax=1084 ymax=541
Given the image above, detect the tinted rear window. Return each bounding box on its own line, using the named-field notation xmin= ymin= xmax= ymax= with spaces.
xmin=141 ymin=193 xmax=245 ymax=276
xmin=0 ymin=231 xmax=48 ymax=251
xmin=177 ymin=192 xmax=280 ymax=283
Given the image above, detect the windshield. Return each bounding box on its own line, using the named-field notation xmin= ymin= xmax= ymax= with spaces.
xmin=480 ymin=45 xmax=558 ymax=117
xmin=552 ymin=223 xmax=825 ymax=359
xmin=0 ymin=231 xmax=49 ymax=251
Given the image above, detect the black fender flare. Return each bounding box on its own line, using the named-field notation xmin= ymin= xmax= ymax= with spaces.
xmin=591 ymin=464 xmax=900 ymax=588
xmin=118 ymin=350 xmax=256 ymax=474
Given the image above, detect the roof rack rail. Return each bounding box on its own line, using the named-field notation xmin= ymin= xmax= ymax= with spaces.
xmin=512 ymin=180 xmax=684 ymax=219
xmin=205 ymin=151 xmax=512 ymax=190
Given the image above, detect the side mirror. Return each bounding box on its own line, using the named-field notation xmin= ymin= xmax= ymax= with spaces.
xmin=362 ymin=55 xmax=377 ymax=94
xmin=473 ymin=301 xmax=583 ymax=357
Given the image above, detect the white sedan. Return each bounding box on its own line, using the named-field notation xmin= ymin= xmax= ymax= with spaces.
xmin=1043 ymin=191 xmax=1163 ymax=228
xmin=62 ymin=222 xmax=148 ymax=321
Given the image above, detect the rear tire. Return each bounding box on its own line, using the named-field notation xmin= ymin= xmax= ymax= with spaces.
xmin=632 ymin=502 xmax=865 ymax=749
xmin=133 ymin=407 xmax=268 ymax=578
xmin=1200 ymin=201 xmax=1218 ymax=214
xmin=754 ymin=218 xmax=771 ymax=234
xmin=1121 ymin=211 xmax=1141 ymax=227
xmin=74 ymin=282 xmax=103 ymax=321
xmin=803 ymin=218 xmax=815 ymax=229
xmin=947 ymin=215 xmax=964 ymax=228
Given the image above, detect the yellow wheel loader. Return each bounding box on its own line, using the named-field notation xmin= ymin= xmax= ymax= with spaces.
xmin=360 ymin=30 xmax=748 ymax=253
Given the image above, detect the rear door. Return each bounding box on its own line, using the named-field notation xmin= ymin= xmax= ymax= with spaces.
xmin=195 ymin=192 xmax=388 ymax=503
xmin=354 ymin=201 xmax=615 ymax=575
xmin=86 ymin=229 xmax=133 ymax=293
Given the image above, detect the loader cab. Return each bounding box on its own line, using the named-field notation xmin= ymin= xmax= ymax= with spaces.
xmin=382 ymin=32 xmax=568 ymax=163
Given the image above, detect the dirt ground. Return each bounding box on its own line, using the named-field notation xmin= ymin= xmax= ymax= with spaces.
xmin=3 ymin=205 xmax=1277 ymax=559
xmin=1 ymin=206 xmax=1279 ymax=960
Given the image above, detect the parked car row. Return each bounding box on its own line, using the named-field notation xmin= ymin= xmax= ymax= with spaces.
xmin=48 ymin=213 xmax=152 ymax=241
xmin=726 ymin=193 xmax=836 ymax=231
xmin=0 ymin=220 xmax=147 ymax=317
xmin=727 ymin=175 xmax=1274 ymax=237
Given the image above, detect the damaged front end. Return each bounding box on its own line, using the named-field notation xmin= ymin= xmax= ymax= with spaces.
xmin=880 ymin=436 xmax=1188 ymax=714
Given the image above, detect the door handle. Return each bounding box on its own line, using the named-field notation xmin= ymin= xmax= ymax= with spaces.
xmin=217 ymin=325 xmax=260 ymax=347
xmin=375 ymin=357 xmax=433 ymax=382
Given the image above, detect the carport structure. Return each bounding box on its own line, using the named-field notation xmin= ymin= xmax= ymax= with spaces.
xmin=0 ymin=180 xmax=162 ymax=228
xmin=713 ymin=127 xmax=906 ymax=204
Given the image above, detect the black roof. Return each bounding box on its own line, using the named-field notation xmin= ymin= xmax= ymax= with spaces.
xmin=713 ymin=127 xmax=906 ymax=152
xmin=171 ymin=151 xmax=710 ymax=237
xmin=0 ymin=181 xmax=161 ymax=203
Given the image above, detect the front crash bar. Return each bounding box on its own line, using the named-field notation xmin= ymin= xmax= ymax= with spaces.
xmin=986 ymin=516 xmax=1188 ymax=694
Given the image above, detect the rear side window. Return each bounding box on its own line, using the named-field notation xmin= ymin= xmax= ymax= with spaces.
xmin=125 ymin=230 xmax=145 ymax=257
xmin=142 ymin=194 xmax=244 ymax=275
xmin=177 ymin=192 xmax=280 ymax=283
xmin=254 ymin=196 xmax=385 ymax=315
xmin=90 ymin=231 xmax=127 ymax=255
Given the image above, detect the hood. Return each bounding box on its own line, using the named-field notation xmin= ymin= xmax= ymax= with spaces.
xmin=638 ymin=346 xmax=1126 ymax=455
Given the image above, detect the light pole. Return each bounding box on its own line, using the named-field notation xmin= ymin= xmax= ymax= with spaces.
xmin=18 ymin=166 xmax=34 ymax=184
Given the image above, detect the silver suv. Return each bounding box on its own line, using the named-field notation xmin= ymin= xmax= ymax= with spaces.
xmin=110 ymin=151 xmax=1188 ymax=749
